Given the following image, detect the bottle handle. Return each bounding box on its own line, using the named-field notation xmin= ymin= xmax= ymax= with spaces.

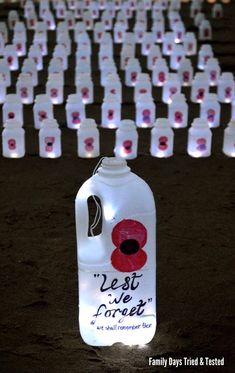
xmin=75 ymin=182 xmax=102 ymax=242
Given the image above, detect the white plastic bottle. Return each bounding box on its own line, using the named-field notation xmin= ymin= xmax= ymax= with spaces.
xmin=104 ymin=74 xmax=122 ymax=103
xmin=136 ymin=94 xmax=156 ymax=128
xmin=0 ymin=59 xmax=11 ymax=87
xmin=191 ymin=73 xmax=209 ymax=104
xmin=162 ymin=32 xmax=175 ymax=56
xmin=150 ymin=118 xmax=174 ymax=158
xmin=187 ymin=118 xmax=212 ymax=158
xmin=217 ymin=73 xmax=235 ymax=104
xmin=75 ymin=157 xmax=156 ymax=346
xmin=76 ymin=74 xmax=94 ymax=104
xmin=77 ymin=118 xmax=100 ymax=158
xmin=141 ymin=32 xmax=154 ymax=56
xmin=3 ymin=94 xmax=23 ymax=125
xmin=162 ymin=73 xmax=181 ymax=104
xmin=39 ymin=118 xmax=62 ymax=158
xmin=16 ymin=73 xmax=34 ymax=104
xmin=223 ymin=120 xmax=235 ymax=157
xmin=28 ymin=45 xmax=43 ymax=71
xmin=33 ymin=94 xmax=54 ymax=130
xmin=170 ymin=44 xmax=185 ymax=71
xmin=199 ymin=20 xmax=212 ymax=41
xmin=101 ymin=95 xmax=121 ymax=129
xmin=200 ymin=94 xmax=221 ymax=128
xmin=152 ymin=58 xmax=169 ymax=87
xmin=147 ymin=45 xmax=162 ymax=70
xmin=22 ymin=58 xmax=38 ymax=86
xmin=66 ymin=93 xmax=86 ymax=129
xmin=125 ymin=58 xmax=141 ymax=87
xmin=4 ymin=44 xmax=18 ymax=71
xmin=168 ymin=93 xmax=188 ymax=129
xmin=114 ymin=119 xmax=138 ymax=159
xmin=46 ymin=73 xmax=64 ymax=105
xmin=2 ymin=119 xmax=25 ymax=158
xmin=198 ymin=45 xmax=213 ymax=70
xmin=212 ymin=4 xmax=223 ymax=19
xmin=152 ymin=19 xmax=164 ymax=43
xmin=183 ymin=32 xmax=197 ymax=56
xmin=0 ymin=73 xmax=6 ymax=103
xmin=134 ymin=73 xmax=152 ymax=102
xmin=204 ymin=58 xmax=221 ymax=87
xmin=178 ymin=58 xmax=193 ymax=87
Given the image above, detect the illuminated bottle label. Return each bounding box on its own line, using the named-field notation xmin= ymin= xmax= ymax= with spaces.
xmin=72 ymin=111 xmax=80 ymax=124
xmin=122 ymin=140 xmax=133 ymax=154
xmin=142 ymin=109 xmax=151 ymax=124
xmin=84 ymin=137 xmax=94 ymax=151
xmin=158 ymin=136 xmax=168 ymax=150
xmin=8 ymin=138 xmax=16 ymax=150
xmin=196 ymin=138 xmax=207 ymax=151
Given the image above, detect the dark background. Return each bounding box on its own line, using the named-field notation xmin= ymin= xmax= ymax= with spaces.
xmin=0 ymin=1 xmax=234 ymax=372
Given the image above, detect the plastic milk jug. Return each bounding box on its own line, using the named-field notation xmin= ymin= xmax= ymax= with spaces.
xmin=3 ymin=94 xmax=23 ymax=125
xmin=75 ymin=157 xmax=156 ymax=346
xmin=39 ymin=118 xmax=62 ymax=158
xmin=200 ymin=93 xmax=221 ymax=128
xmin=33 ymin=94 xmax=54 ymax=130
xmin=187 ymin=118 xmax=212 ymax=158
xmin=223 ymin=120 xmax=235 ymax=157
xmin=168 ymin=93 xmax=188 ymax=129
xmin=66 ymin=93 xmax=86 ymax=129
xmin=150 ymin=118 xmax=174 ymax=158
xmin=2 ymin=119 xmax=25 ymax=158
xmin=114 ymin=119 xmax=138 ymax=159
xmin=77 ymin=118 xmax=100 ymax=158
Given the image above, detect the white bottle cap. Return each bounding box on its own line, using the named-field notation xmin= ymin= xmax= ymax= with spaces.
xmin=35 ymin=94 xmax=51 ymax=103
xmin=203 ymin=93 xmax=218 ymax=101
xmin=5 ymin=94 xmax=22 ymax=103
xmin=171 ymin=93 xmax=186 ymax=103
xmin=67 ymin=93 xmax=83 ymax=103
xmin=98 ymin=157 xmax=130 ymax=176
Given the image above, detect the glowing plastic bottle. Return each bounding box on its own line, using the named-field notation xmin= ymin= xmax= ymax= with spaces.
xmin=198 ymin=45 xmax=213 ymax=70
xmin=134 ymin=73 xmax=152 ymax=102
xmin=162 ymin=32 xmax=175 ymax=56
xmin=101 ymin=95 xmax=121 ymax=129
xmin=75 ymin=157 xmax=156 ymax=346
xmin=136 ymin=93 xmax=155 ymax=128
xmin=28 ymin=45 xmax=43 ymax=71
xmin=168 ymin=93 xmax=188 ymax=129
xmin=125 ymin=58 xmax=141 ymax=87
xmin=152 ymin=58 xmax=169 ymax=87
xmin=4 ymin=45 xmax=18 ymax=71
xmin=3 ymin=94 xmax=23 ymax=125
xmin=199 ymin=20 xmax=212 ymax=41
xmin=0 ymin=59 xmax=10 ymax=87
xmin=191 ymin=73 xmax=209 ymax=104
xmin=141 ymin=32 xmax=154 ymax=56
xmin=76 ymin=74 xmax=94 ymax=104
xmin=114 ymin=119 xmax=138 ymax=159
xmin=217 ymin=73 xmax=235 ymax=104
xmin=162 ymin=73 xmax=181 ymax=104
xmin=104 ymin=74 xmax=122 ymax=103
xmin=178 ymin=58 xmax=193 ymax=87
xmin=33 ymin=94 xmax=54 ymax=130
xmin=200 ymin=94 xmax=221 ymax=128
xmin=183 ymin=32 xmax=197 ymax=56
xmin=0 ymin=73 xmax=6 ymax=103
xmin=223 ymin=120 xmax=235 ymax=157
xmin=204 ymin=58 xmax=221 ymax=87
xmin=2 ymin=119 xmax=25 ymax=158
xmin=22 ymin=58 xmax=38 ymax=86
xmin=8 ymin=10 xmax=19 ymax=30
xmin=46 ymin=73 xmax=64 ymax=105
xmin=147 ymin=45 xmax=162 ymax=70
xmin=16 ymin=73 xmax=34 ymax=104
xmin=170 ymin=44 xmax=185 ymax=71
xmin=66 ymin=93 xmax=86 ymax=129
xmin=212 ymin=3 xmax=223 ymax=19
xmin=187 ymin=118 xmax=212 ymax=158
xmin=77 ymin=119 xmax=100 ymax=158
xmin=150 ymin=118 xmax=174 ymax=158
xmin=39 ymin=118 xmax=61 ymax=158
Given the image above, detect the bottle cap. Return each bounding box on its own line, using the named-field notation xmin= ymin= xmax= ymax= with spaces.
xmin=4 ymin=119 xmax=22 ymax=128
xmin=67 ymin=93 xmax=83 ymax=103
xmin=5 ymin=94 xmax=22 ymax=103
xmin=35 ymin=94 xmax=51 ymax=103
xmin=170 ymin=93 xmax=186 ymax=102
xmin=98 ymin=157 xmax=130 ymax=176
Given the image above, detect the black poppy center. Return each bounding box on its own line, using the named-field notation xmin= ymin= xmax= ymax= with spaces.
xmin=120 ymin=239 xmax=140 ymax=255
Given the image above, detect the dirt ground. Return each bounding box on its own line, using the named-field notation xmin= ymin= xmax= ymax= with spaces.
xmin=0 ymin=1 xmax=234 ymax=372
